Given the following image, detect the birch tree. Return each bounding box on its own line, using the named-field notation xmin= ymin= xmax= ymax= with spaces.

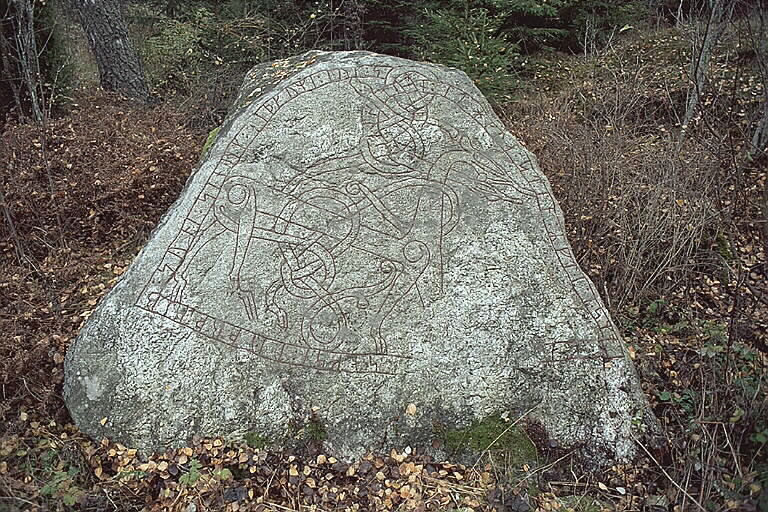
xmin=0 ymin=0 xmax=44 ymax=123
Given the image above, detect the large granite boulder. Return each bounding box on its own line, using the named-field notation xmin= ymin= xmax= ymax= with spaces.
xmin=65 ymin=51 xmax=655 ymax=466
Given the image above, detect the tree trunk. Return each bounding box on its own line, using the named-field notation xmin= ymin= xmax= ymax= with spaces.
xmin=747 ymin=4 xmax=768 ymax=159
xmin=72 ymin=0 xmax=149 ymax=102
xmin=750 ymin=105 xmax=768 ymax=157
xmin=678 ymin=0 xmax=734 ymax=146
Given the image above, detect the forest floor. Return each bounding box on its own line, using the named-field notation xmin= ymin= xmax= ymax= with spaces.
xmin=0 ymin=24 xmax=766 ymax=512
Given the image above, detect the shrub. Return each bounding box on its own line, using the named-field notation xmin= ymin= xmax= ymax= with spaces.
xmin=558 ymin=0 xmax=650 ymax=54
xmin=406 ymin=3 xmax=521 ymax=100
xmin=372 ymin=0 xmax=650 ymax=100
xmin=127 ymin=0 xmax=370 ymax=127
xmin=0 ymin=94 xmax=204 ymax=422
xmin=520 ymin=102 xmax=720 ymax=309
xmin=502 ymin=41 xmax=723 ymax=310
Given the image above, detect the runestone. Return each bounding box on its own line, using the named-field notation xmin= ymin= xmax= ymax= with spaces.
xmin=64 ymin=51 xmax=655 ymax=465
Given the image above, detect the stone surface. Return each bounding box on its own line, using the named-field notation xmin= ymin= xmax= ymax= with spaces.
xmin=64 ymin=51 xmax=655 ymax=466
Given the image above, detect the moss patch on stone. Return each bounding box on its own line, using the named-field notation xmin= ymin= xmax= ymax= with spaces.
xmin=437 ymin=415 xmax=538 ymax=467
xmin=244 ymin=432 xmax=270 ymax=449
xmin=201 ymin=126 xmax=221 ymax=156
xmin=306 ymin=417 xmax=327 ymax=442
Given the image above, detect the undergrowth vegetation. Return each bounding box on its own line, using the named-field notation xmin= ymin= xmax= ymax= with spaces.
xmin=110 ymin=0 xmax=652 ymax=126
xmin=502 ymin=23 xmax=767 ymax=511
xmin=0 ymin=1 xmax=766 ymax=511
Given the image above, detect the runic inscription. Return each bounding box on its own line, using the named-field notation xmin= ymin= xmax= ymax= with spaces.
xmin=135 ymin=64 xmax=620 ymax=374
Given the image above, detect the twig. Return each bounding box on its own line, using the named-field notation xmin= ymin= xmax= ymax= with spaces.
xmin=632 ymin=433 xmax=707 ymax=511
xmin=262 ymin=465 xmax=280 ymax=503
xmin=745 ymin=280 xmax=768 ymax=308
xmin=515 ymin=450 xmax=575 ymax=488
xmin=22 ymin=377 xmax=44 ymax=403
xmin=262 ymin=501 xmax=331 ymax=512
xmin=721 ymin=423 xmax=743 ymax=478
xmin=102 ymin=487 xmax=119 ymax=510
xmin=0 ymin=496 xmax=38 ymax=507
xmin=0 ymin=189 xmax=26 ymax=265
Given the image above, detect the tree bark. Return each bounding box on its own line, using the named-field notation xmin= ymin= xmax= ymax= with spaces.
xmin=678 ymin=0 xmax=735 ymax=146
xmin=72 ymin=0 xmax=149 ymax=102
xmin=747 ymin=4 xmax=768 ymax=159
xmin=751 ymin=106 xmax=768 ymax=157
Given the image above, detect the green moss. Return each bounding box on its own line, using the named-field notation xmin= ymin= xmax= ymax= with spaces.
xmin=244 ymin=432 xmax=270 ymax=449
xmin=716 ymin=230 xmax=733 ymax=261
xmin=437 ymin=415 xmax=537 ymax=466
xmin=201 ymin=126 xmax=221 ymax=156
xmin=306 ymin=417 xmax=327 ymax=442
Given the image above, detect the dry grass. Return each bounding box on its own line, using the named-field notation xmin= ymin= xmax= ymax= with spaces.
xmin=501 ymin=22 xmax=767 ymax=511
